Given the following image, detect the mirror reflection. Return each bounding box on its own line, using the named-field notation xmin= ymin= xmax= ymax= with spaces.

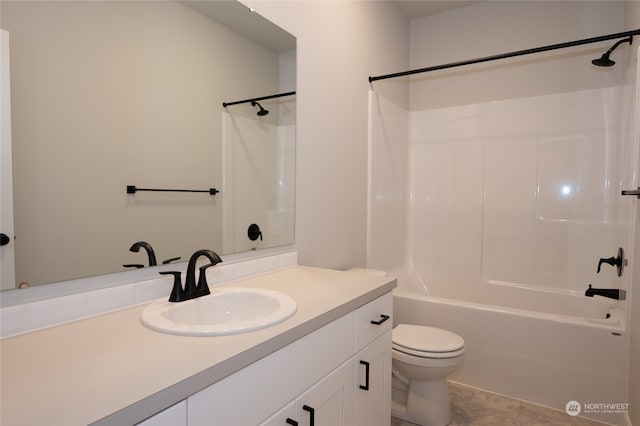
xmin=0 ymin=0 xmax=296 ymax=290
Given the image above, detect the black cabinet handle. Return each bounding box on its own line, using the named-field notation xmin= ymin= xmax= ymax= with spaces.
xmin=359 ymin=360 xmax=370 ymax=391
xmin=286 ymin=419 xmax=298 ymax=426
xmin=302 ymin=405 xmax=315 ymax=426
xmin=370 ymin=314 xmax=390 ymax=325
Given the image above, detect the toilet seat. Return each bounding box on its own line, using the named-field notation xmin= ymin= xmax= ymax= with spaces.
xmin=392 ymin=324 xmax=465 ymax=359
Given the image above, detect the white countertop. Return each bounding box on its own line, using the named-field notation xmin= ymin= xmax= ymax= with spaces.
xmin=0 ymin=266 xmax=396 ymax=426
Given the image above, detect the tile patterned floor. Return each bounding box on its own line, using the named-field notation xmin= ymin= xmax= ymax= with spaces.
xmin=391 ymin=382 xmax=611 ymax=426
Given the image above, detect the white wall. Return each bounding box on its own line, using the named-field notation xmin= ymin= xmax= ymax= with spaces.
xmin=626 ymin=0 xmax=640 ymax=423
xmin=243 ymin=0 xmax=410 ymax=270
xmin=409 ymin=1 xmax=626 ymax=110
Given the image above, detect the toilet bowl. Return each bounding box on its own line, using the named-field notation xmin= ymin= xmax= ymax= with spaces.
xmin=391 ymin=324 xmax=465 ymax=426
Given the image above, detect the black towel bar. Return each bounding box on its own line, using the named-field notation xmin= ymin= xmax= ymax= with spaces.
xmin=126 ymin=185 xmax=219 ymax=195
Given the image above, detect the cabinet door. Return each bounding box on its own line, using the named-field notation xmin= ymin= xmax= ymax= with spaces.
xmin=355 ymin=330 xmax=392 ymax=426
xmin=263 ymin=360 xmax=355 ymax=426
xmin=296 ymin=359 xmax=355 ymax=426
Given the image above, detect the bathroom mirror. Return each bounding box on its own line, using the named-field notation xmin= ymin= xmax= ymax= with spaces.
xmin=0 ymin=0 xmax=296 ymax=290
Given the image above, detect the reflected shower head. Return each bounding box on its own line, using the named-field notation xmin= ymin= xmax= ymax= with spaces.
xmin=592 ymin=36 xmax=633 ymax=67
xmin=251 ymin=101 xmax=269 ymax=116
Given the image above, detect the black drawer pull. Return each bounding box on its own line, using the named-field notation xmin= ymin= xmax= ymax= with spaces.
xmin=370 ymin=314 xmax=390 ymax=325
xmin=302 ymin=405 xmax=315 ymax=426
xmin=359 ymin=360 xmax=370 ymax=391
xmin=286 ymin=419 xmax=298 ymax=426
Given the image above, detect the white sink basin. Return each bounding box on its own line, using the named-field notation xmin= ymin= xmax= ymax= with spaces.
xmin=141 ymin=287 xmax=297 ymax=336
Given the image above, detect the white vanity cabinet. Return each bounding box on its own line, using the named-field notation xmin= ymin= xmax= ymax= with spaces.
xmin=354 ymin=292 xmax=393 ymax=426
xmin=186 ymin=292 xmax=393 ymax=426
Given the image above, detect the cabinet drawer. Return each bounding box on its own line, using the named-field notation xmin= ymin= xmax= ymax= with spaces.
xmin=355 ymin=292 xmax=393 ymax=352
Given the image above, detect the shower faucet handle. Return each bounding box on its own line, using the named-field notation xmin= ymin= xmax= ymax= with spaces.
xmin=597 ymin=247 xmax=625 ymax=276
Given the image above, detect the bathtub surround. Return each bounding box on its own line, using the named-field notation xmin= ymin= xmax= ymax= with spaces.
xmin=370 ymin=74 xmax=633 ymax=425
xmin=405 ymin=86 xmax=633 ymax=301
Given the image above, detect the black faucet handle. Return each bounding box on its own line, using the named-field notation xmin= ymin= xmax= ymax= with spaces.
xmin=196 ymin=263 xmax=215 ymax=297
xmin=248 ymin=224 xmax=263 ymax=241
xmin=596 ymin=247 xmax=625 ymax=276
xmin=123 ymin=263 xmax=145 ymax=269
xmin=597 ymin=257 xmax=617 ymax=273
xmin=161 ymin=271 xmax=187 ymax=302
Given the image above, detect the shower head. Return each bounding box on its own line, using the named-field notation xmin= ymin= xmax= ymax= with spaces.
xmin=592 ymin=36 xmax=633 ymax=67
xmin=251 ymin=101 xmax=269 ymax=116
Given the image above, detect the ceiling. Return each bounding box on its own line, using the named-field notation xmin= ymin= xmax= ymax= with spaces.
xmin=182 ymin=0 xmax=296 ymax=53
xmin=182 ymin=1 xmax=483 ymax=53
xmin=392 ymin=1 xmax=484 ymax=20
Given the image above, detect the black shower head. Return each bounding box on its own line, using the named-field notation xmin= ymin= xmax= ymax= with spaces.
xmin=592 ymin=36 xmax=633 ymax=67
xmin=251 ymin=101 xmax=269 ymax=116
xmin=591 ymin=53 xmax=616 ymax=67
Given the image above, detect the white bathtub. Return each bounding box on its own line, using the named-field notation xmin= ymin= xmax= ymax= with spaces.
xmin=393 ymin=289 xmax=629 ymax=425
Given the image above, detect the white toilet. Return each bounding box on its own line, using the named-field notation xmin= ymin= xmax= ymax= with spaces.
xmin=391 ymin=324 xmax=465 ymax=426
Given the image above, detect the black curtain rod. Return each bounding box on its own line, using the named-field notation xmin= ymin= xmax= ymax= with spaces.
xmin=222 ymin=91 xmax=296 ymax=108
xmin=369 ymin=29 xmax=640 ymax=83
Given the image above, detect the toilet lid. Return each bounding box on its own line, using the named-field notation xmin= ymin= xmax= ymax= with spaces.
xmin=393 ymin=324 xmax=464 ymax=354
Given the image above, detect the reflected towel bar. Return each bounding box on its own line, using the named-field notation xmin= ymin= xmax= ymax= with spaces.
xmin=126 ymin=185 xmax=219 ymax=195
xmin=621 ymin=188 xmax=640 ymax=199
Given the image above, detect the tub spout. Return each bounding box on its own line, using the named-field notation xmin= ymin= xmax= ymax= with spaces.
xmin=585 ymin=285 xmax=626 ymax=300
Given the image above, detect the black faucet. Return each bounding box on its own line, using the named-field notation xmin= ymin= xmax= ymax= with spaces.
xmin=128 ymin=241 xmax=157 ymax=266
xmin=124 ymin=242 xmax=182 ymax=269
xmin=585 ymin=284 xmax=626 ymax=300
xmin=161 ymin=249 xmax=223 ymax=302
